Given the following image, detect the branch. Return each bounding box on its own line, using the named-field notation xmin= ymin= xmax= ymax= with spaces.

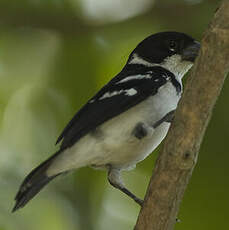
xmin=134 ymin=1 xmax=229 ymax=230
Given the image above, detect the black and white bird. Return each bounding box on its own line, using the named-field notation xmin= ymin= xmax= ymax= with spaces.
xmin=12 ymin=31 xmax=200 ymax=212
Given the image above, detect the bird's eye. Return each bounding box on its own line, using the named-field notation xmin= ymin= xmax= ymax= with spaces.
xmin=168 ymin=40 xmax=178 ymax=52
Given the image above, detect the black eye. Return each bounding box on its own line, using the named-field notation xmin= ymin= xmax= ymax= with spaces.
xmin=168 ymin=40 xmax=178 ymax=52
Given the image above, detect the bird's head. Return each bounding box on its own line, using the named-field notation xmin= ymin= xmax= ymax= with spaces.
xmin=128 ymin=31 xmax=200 ymax=79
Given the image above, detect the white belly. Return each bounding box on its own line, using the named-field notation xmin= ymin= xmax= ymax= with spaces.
xmin=95 ymin=121 xmax=170 ymax=170
xmin=47 ymin=81 xmax=181 ymax=176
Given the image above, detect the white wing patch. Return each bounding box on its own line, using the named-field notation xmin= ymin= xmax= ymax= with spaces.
xmin=89 ymin=99 xmax=95 ymax=103
xmin=116 ymin=74 xmax=152 ymax=84
xmin=163 ymin=73 xmax=171 ymax=80
xmin=99 ymin=88 xmax=137 ymax=100
xmin=125 ymin=88 xmax=138 ymax=96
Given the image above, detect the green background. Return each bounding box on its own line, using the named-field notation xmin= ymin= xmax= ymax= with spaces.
xmin=0 ymin=0 xmax=228 ymax=229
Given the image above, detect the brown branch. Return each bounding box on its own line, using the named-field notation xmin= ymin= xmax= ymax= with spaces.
xmin=134 ymin=1 xmax=229 ymax=230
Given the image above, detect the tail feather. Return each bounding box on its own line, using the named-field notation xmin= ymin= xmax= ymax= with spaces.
xmin=12 ymin=151 xmax=62 ymax=212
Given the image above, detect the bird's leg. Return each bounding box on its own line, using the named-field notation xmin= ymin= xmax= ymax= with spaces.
xmin=107 ymin=165 xmax=143 ymax=206
xmin=152 ymin=109 xmax=176 ymax=128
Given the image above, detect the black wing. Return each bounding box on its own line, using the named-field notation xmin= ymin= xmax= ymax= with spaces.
xmin=56 ymin=66 xmax=173 ymax=150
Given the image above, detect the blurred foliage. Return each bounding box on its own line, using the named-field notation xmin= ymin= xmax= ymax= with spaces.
xmin=0 ymin=0 xmax=228 ymax=230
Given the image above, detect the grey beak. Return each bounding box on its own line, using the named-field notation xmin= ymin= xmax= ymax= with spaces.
xmin=182 ymin=41 xmax=200 ymax=62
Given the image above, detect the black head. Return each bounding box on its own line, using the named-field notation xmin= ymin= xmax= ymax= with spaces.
xmin=129 ymin=31 xmax=200 ymax=64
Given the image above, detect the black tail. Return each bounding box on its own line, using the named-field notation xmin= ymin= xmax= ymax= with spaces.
xmin=12 ymin=151 xmax=62 ymax=212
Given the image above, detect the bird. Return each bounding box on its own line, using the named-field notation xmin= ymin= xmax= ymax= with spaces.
xmin=12 ymin=31 xmax=200 ymax=212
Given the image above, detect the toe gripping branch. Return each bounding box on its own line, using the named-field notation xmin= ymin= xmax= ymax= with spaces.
xmin=107 ymin=165 xmax=143 ymax=206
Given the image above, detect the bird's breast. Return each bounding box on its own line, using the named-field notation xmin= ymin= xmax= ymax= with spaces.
xmin=90 ymin=81 xmax=181 ymax=170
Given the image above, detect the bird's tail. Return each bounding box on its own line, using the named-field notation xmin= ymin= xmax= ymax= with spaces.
xmin=12 ymin=150 xmax=63 ymax=212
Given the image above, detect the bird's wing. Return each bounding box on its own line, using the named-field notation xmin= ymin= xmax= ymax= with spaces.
xmin=56 ymin=67 xmax=171 ymax=150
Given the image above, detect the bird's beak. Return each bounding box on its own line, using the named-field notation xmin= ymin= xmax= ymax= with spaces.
xmin=182 ymin=41 xmax=200 ymax=62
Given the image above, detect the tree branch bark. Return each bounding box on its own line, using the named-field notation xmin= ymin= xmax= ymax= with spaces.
xmin=134 ymin=1 xmax=229 ymax=229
